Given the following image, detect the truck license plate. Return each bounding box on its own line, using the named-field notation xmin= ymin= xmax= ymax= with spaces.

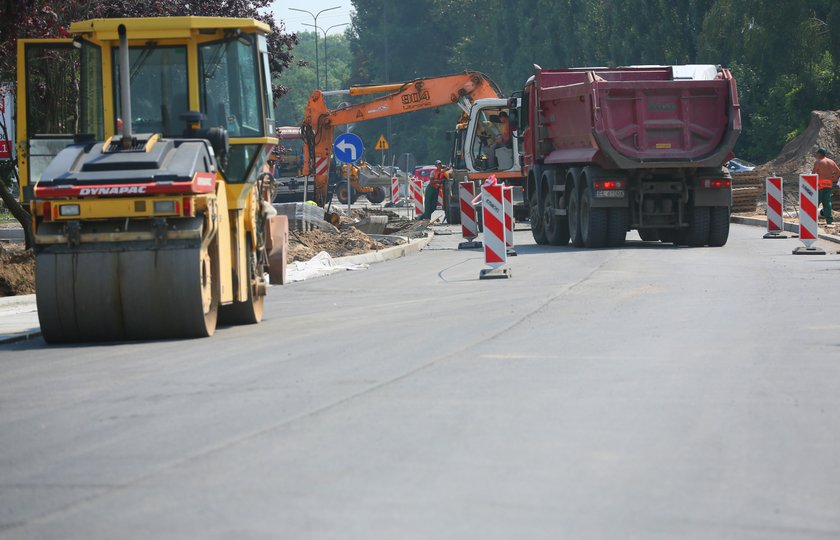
xmin=596 ymin=190 xmax=625 ymax=198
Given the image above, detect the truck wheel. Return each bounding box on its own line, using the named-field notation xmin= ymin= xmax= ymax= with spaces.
xmin=687 ymin=206 xmax=711 ymax=247
xmin=444 ymin=182 xmax=461 ymax=225
xmin=580 ymin=187 xmax=608 ymax=248
xmin=530 ymin=189 xmax=548 ymax=244
xmin=638 ymin=229 xmax=660 ymax=241
xmin=567 ymin=186 xmax=584 ymax=247
xmin=542 ymin=188 xmax=569 ymax=245
xmin=708 ymin=206 xmax=730 ymax=247
xmin=366 ymin=186 xmax=386 ymax=204
xmin=336 ymin=184 xmax=351 ymax=204
xmin=606 ymin=208 xmax=628 ymax=247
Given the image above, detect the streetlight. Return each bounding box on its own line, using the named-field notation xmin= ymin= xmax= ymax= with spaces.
xmin=289 ymin=5 xmax=340 ymax=89
xmin=302 ymin=22 xmax=349 ymax=91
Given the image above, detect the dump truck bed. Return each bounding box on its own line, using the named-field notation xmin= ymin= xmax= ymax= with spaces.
xmin=536 ymin=65 xmax=740 ymax=169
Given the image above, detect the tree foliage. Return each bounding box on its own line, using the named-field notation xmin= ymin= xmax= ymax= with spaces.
xmin=346 ymin=0 xmax=840 ymax=165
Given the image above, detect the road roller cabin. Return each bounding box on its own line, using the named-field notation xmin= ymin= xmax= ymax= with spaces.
xmin=15 ymin=17 xmax=283 ymax=343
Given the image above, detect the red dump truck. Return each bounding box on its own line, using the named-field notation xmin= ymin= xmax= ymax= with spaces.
xmin=510 ymin=64 xmax=741 ymax=247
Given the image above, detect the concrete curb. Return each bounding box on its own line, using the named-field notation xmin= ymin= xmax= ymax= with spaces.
xmin=731 ymin=216 xmax=840 ymax=245
xmin=0 ymin=294 xmax=40 ymax=345
xmin=331 ymin=231 xmax=434 ymax=266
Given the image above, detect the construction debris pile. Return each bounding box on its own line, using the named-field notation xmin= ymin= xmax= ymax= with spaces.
xmin=276 ymin=203 xmax=429 ymax=264
xmin=0 ymin=244 xmax=35 ymax=296
xmin=747 ymin=109 xmax=840 ymax=225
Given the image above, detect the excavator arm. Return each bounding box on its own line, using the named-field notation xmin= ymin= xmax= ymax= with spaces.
xmin=300 ymin=71 xmax=501 ymax=205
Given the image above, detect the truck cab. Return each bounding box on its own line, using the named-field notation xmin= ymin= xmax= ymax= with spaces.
xmin=445 ymin=98 xmax=528 ymax=223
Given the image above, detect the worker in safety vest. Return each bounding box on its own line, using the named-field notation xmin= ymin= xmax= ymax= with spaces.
xmin=812 ymin=147 xmax=840 ymax=225
xmin=419 ymin=160 xmax=451 ymax=220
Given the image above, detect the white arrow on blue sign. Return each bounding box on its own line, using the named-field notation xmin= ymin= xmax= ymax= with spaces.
xmin=333 ymin=133 xmax=364 ymax=164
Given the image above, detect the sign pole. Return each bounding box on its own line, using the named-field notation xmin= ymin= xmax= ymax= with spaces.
xmin=346 ymin=164 xmax=351 ymax=215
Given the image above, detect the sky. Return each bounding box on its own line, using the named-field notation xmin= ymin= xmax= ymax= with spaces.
xmin=268 ymin=1 xmax=354 ymax=35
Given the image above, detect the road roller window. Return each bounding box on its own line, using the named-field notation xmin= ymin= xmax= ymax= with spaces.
xmin=226 ymin=144 xmax=262 ymax=184
xmin=80 ymin=41 xmax=104 ymax=141
xmin=112 ymin=46 xmax=190 ymax=138
xmin=22 ymin=42 xmax=79 ymax=187
xmin=199 ymin=36 xmax=263 ymax=138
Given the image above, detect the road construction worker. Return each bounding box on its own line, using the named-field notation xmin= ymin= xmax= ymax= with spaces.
xmin=812 ymin=147 xmax=840 ymax=225
xmin=419 ymin=160 xmax=451 ymax=220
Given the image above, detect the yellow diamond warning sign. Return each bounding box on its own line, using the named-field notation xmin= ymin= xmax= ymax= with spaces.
xmin=375 ymin=135 xmax=389 ymax=151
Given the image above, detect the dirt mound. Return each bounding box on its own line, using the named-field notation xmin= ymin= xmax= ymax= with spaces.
xmin=0 ymin=244 xmax=35 ymax=296
xmin=287 ymin=226 xmax=386 ymax=262
xmin=755 ymin=110 xmax=840 ymax=181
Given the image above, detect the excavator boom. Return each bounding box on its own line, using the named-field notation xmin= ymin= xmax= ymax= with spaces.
xmin=301 ymin=71 xmax=501 ymax=205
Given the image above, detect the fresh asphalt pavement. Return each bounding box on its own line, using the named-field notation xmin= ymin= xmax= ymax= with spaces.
xmin=1 ymin=223 xmax=839 ymax=539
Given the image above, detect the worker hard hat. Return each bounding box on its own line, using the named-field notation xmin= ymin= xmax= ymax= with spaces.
xmin=435 ymin=160 xmax=442 ymax=166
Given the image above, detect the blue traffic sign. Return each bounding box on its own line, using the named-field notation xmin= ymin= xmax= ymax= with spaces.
xmin=333 ymin=133 xmax=364 ymax=164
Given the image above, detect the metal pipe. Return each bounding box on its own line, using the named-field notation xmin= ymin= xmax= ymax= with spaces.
xmin=118 ymin=24 xmax=133 ymax=147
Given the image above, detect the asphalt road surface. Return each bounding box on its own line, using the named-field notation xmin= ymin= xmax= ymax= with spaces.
xmin=1 ymin=223 xmax=839 ymax=539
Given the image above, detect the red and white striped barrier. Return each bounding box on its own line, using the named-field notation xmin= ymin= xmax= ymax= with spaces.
xmin=764 ymin=176 xmax=785 ymax=238
xmin=793 ymin=173 xmax=825 ymax=255
xmin=391 ymin=176 xmax=401 ymax=205
xmin=480 ymin=183 xmax=511 ymax=279
xmin=315 ymin=156 xmax=329 ymax=177
xmin=503 ymin=186 xmax=516 ymax=255
xmin=410 ymin=178 xmax=424 ymax=218
xmin=458 ymin=181 xmax=481 ymax=249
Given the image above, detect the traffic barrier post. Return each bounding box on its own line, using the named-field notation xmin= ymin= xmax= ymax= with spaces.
xmin=391 ymin=176 xmax=401 ymax=206
xmin=503 ymin=186 xmax=517 ymax=256
xmin=458 ymin=181 xmax=482 ymax=249
xmin=410 ymin=178 xmax=424 ymax=219
xmin=793 ymin=173 xmax=826 ymax=255
xmin=764 ymin=176 xmax=788 ymax=239
xmin=479 ymin=183 xmax=512 ymax=279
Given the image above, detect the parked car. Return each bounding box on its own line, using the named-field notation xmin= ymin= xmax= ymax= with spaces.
xmin=413 ymin=165 xmax=437 ymax=184
xmin=726 ymin=158 xmax=756 ymax=173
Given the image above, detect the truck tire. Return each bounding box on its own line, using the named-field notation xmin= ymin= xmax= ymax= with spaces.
xmin=606 ymin=207 xmax=628 ymax=247
xmin=708 ymin=206 xmax=730 ymax=247
xmin=336 ymin=184 xmax=352 ymax=204
xmin=543 ymin=187 xmax=570 ymax=245
xmin=530 ymin=188 xmax=548 ymax=244
xmin=567 ymin=186 xmax=584 ymax=247
xmin=366 ymin=186 xmax=386 ymax=204
xmin=580 ymin=187 xmax=608 ymax=248
xmin=687 ymin=206 xmax=711 ymax=247
xmin=638 ymin=229 xmax=660 ymax=241
xmin=444 ymin=182 xmax=461 ymax=225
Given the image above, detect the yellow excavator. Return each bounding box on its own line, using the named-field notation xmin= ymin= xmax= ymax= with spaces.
xmin=16 ymin=17 xmax=284 ymax=342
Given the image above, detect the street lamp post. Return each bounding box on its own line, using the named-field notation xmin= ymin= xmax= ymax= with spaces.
xmin=289 ymin=6 xmax=341 ymax=89
xmin=302 ymin=22 xmax=349 ymax=91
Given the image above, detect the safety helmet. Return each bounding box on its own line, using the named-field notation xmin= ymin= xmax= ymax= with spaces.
xmin=435 ymin=160 xmax=442 ymax=166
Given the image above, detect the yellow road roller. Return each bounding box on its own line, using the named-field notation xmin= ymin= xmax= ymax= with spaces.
xmin=15 ymin=17 xmax=283 ymax=342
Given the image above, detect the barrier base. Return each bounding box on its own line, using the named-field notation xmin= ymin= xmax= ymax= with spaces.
xmin=506 ymin=247 xmax=518 ymax=257
xmin=480 ymin=267 xmax=512 ymax=280
xmin=792 ymin=246 xmax=826 ymax=255
xmin=458 ymin=240 xmax=483 ymax=250
xmin=763 ymin=231 xmax=791 ymax=239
